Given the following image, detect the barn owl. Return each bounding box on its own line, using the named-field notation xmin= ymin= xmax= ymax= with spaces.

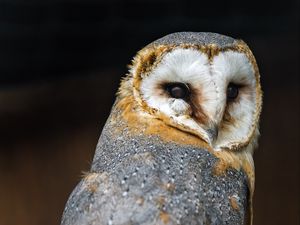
xmin=61 ymin=32 xmax=262 ymax=225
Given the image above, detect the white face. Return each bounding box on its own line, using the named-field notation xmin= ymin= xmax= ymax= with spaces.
xmin=139 ymin=48 xmax=258 ymax=150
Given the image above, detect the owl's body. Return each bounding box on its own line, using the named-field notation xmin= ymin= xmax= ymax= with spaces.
xmin=61 ymin=32 xmax=262 ymax=225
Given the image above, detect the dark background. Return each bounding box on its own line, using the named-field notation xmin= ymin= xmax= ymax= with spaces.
xmin=0 ymin=0 xmax=299 ymax=225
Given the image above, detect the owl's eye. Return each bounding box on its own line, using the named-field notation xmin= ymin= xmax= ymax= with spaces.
xmin=227 ymin=83 xmax=239 ymax=101
xmin=165 ymin=83 xmax=190 ymax=99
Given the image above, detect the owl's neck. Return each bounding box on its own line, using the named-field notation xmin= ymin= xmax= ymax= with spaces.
xmin=90 ymin=97 xmax=254 ymax=198
xmin=90 ymin=97 xmax=209 ymax=172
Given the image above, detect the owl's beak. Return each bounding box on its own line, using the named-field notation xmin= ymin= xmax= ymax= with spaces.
xmin=206 ymin=123 xmax=219 ymax=142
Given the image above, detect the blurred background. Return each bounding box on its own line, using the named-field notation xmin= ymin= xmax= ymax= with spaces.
xmin=0 ymin=0 xmax=298 ymax=225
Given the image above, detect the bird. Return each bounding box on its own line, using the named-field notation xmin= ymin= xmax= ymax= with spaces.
xmin=61 ymin=32 xmax=262 ymax=225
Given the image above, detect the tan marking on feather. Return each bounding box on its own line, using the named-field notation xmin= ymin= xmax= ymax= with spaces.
xmin=159 ymin=211 xmax=170 ymax=224
xmin=83 ymin=172 xmax=104 ymax=193
xmin=163 ymin=182 xmax=176 ymax=193
xmin=213 ymin=149 xmax=254 ymax=225
xmin=213 ymin=150 xmax=254 ymax=191
xmin=207 ymin=44 xmax=220 ymax=60
xmin=83 ymin=172 xmax=101 ymax=182
xmin=229 ymin=196 xmax=240 ymax=211
xmin=156 ymin=196 xmax=166 ymax=208
xmin=136 ymin=196 xmax=144 ymax=206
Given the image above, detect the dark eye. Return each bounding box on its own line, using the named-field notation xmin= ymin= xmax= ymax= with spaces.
xmin=165 ymin=83 xmax=190 ymax=99
xmin=227 ymin=83 xmax=239 ymax=100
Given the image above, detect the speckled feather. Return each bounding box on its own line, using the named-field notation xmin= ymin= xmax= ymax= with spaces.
xmin=61 ymin=32 xmax=260 ymax=225
xmin=147 ymin=32 xmax=236 ymax=48
xmin=61 ymin=104 xmax=249 ymax=225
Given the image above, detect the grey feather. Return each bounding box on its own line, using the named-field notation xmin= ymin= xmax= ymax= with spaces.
xmin=147 ymin=32 xmax=236 ymax=48
xmin=61 ymin=32 xmax=249 ymax=225
xmin=61 ymin=106 xmax=248 ymax=225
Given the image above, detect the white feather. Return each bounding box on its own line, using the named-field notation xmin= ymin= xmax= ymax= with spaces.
xmin=139 ymin=48 xmax=257 ymax=151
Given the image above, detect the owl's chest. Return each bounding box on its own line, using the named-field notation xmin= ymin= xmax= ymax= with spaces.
xmin=88 ymin=123 xmax=248 ymax=224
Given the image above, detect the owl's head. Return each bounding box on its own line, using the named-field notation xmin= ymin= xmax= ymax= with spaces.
xmin=118 ymin=32 xmax=262 ymax=153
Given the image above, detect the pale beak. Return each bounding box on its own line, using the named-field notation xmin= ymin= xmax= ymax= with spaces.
xmin=206 ymin=123 xmax=219 ymax=142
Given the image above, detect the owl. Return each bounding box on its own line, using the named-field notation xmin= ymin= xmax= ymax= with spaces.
xmin=61 ymin=32 xmax=262 ymax=225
